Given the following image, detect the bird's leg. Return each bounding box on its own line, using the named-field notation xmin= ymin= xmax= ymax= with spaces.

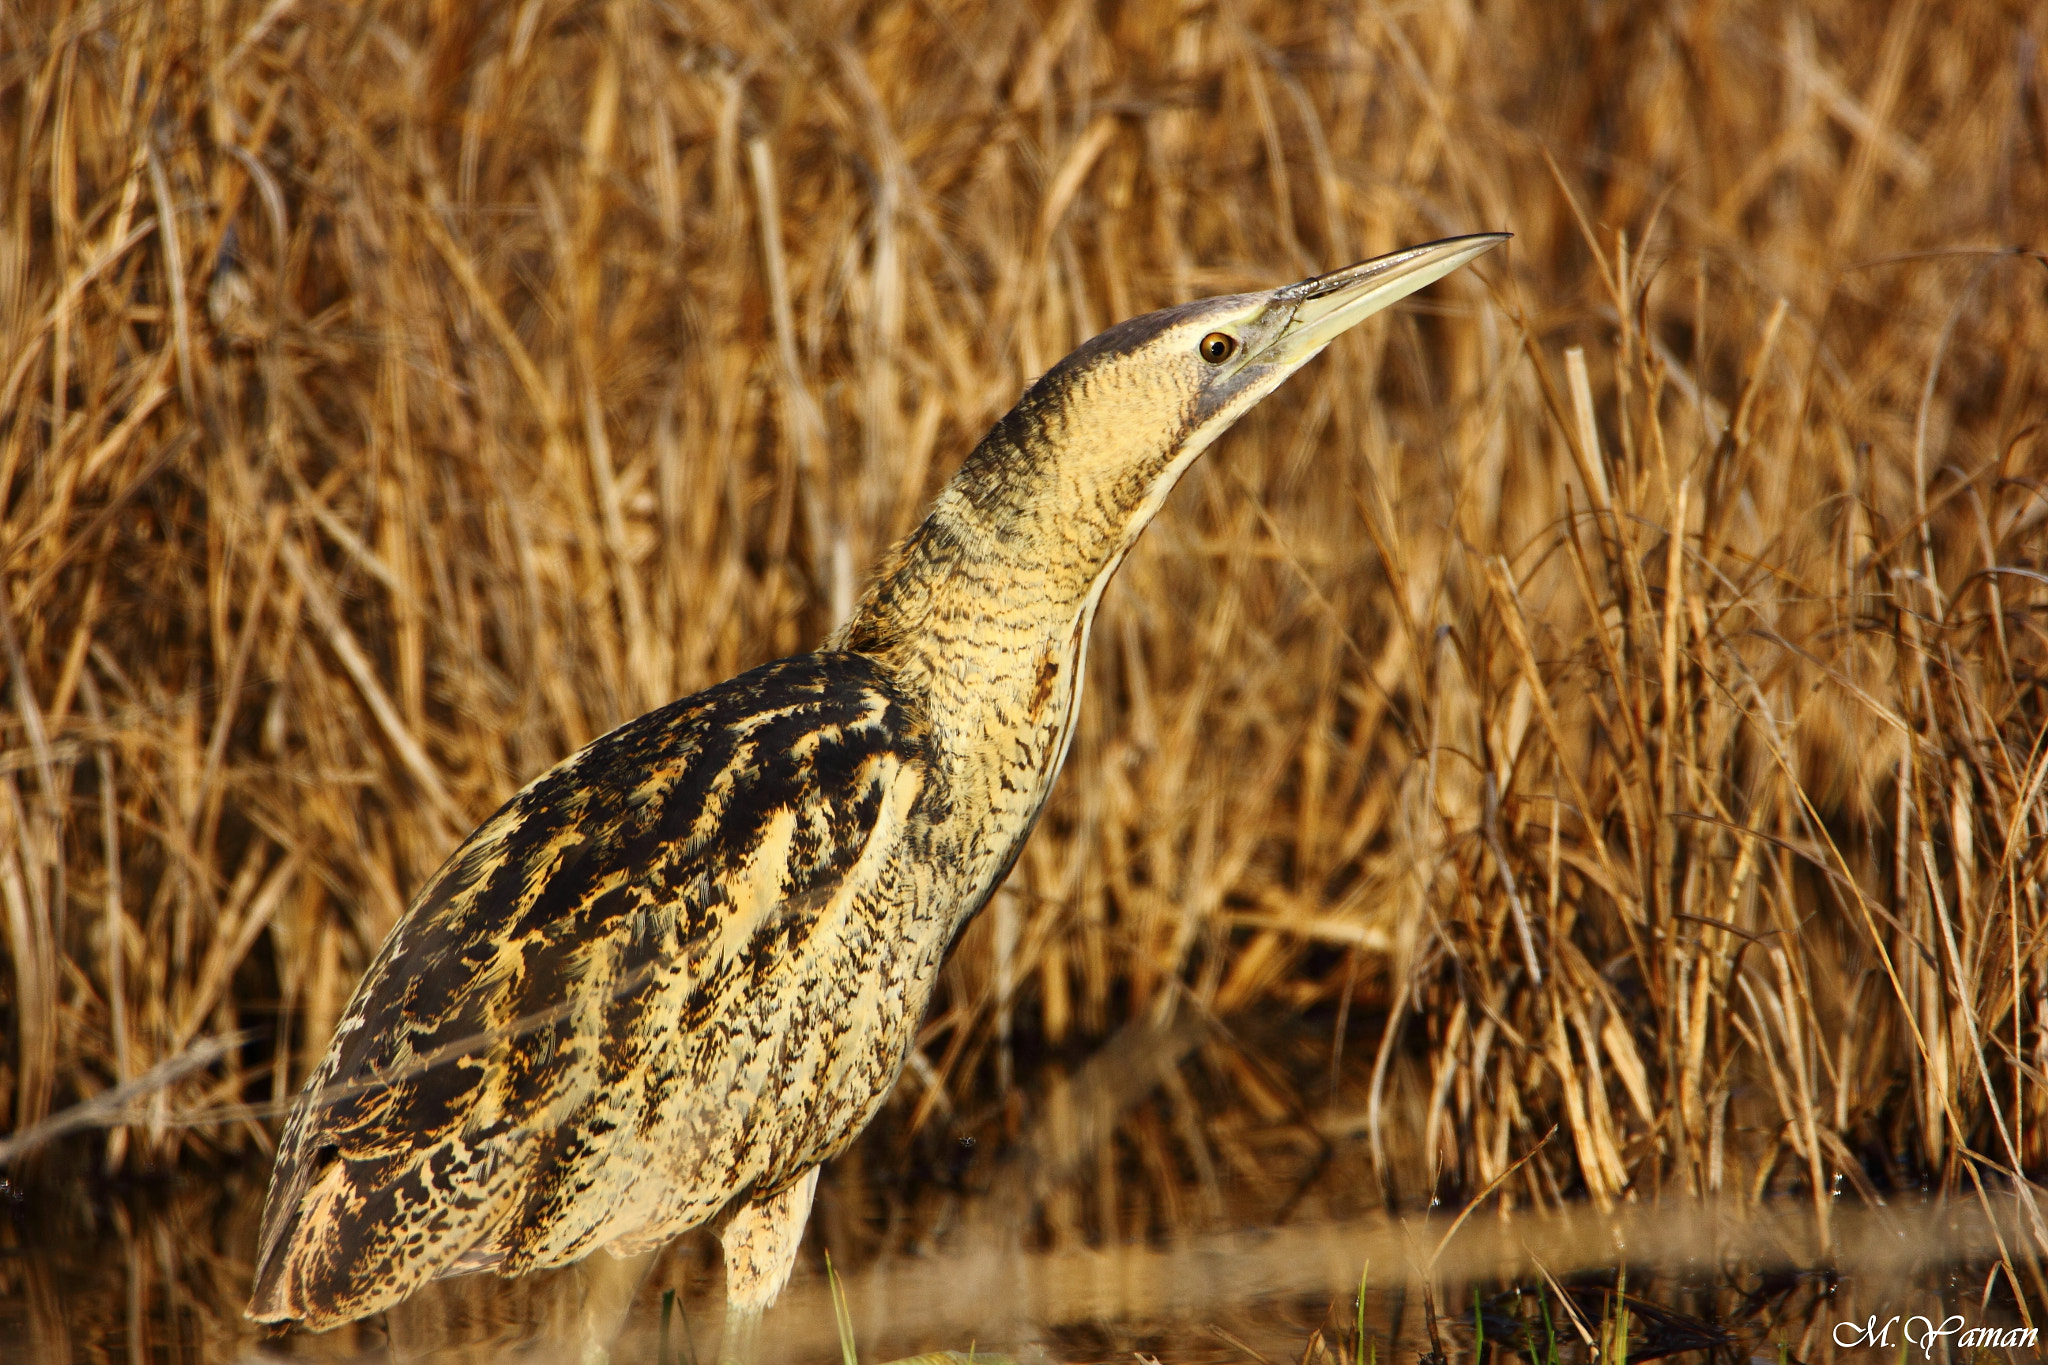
xmin=715 ymin=1168 xmax=821 ymax=1365
xmin=718 ymin=1303 xmax=765 ymax=1365
xmin=573 ymin=1246 xmax=659 ymax=1365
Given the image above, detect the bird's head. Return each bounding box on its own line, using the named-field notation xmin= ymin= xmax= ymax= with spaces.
xmin=837 ymin=233 xmax=1509 ymax=662
xmin=949 ymin=233 xmax=1510 ymax=573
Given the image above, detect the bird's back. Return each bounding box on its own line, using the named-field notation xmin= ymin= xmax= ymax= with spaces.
xmin=249 ymin=651 xmax=956 ymax=1328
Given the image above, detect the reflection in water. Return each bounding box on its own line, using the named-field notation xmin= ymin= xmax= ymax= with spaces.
xmin=4 ymin=1162 xmax=2036 ymax=1364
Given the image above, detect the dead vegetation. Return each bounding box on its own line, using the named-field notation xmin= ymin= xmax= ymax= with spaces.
xmin=2 ymin=0 xmax=2046 ymax=1307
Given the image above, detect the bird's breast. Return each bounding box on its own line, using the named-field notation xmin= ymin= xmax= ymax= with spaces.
xmin=913 ymin=616 xmax=1090 ymax=912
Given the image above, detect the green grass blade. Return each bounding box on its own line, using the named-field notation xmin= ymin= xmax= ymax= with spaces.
xmin=826 ymin=1250 xmax=860 ymax=1365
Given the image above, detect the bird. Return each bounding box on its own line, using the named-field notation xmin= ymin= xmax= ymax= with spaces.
xmin=245 ymin=232 xmax=1508 ymax=1362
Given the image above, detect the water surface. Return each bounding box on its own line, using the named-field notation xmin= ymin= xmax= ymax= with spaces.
xmin=6 ymin=1160 xmax=2036 ymax=1364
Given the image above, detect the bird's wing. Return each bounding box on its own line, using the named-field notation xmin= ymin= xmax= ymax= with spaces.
xmin=248 ymin=652 xmax=940 ymax=1329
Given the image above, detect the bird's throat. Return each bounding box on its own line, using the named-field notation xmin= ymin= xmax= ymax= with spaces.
xmin=830 ymin=495 xmax=1135 ymax=907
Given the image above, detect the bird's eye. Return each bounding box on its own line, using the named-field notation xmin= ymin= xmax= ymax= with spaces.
xmin=1199 ymin=332 xmax=1237 ymax=364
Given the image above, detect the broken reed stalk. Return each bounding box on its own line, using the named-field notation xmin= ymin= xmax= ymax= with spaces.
xmin=1 ymin=0 xmax=2045 ymax=1293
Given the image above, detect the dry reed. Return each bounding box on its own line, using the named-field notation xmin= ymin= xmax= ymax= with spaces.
xmin=2 ymin=0 xmax=2045 ymax=1299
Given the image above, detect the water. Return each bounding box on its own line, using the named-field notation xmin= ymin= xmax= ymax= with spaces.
xmin=2 ymin=1005 xmax=2032 ymax=1362
xmin=4 ymin=1157 xmax=2037 ymax=1364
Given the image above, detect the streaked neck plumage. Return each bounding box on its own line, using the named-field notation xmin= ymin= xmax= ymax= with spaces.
xmin=828 ymin=358 xmax=1205 ymax=890
xmin=822 ymin=233 xmax=1512 ymax=915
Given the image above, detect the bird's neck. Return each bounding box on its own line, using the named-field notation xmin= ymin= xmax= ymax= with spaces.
xmin=828 ymin=421 xmax=1175 ymax=865
xmin=830 ymin=486 xmax=1119 ymax=742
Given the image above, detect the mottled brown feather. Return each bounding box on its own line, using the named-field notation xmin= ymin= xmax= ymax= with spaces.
xmin=250 ymin=653 xmax=951 ymax=1326
xmin=248 ymin=239 xmax=1502 ymax=1338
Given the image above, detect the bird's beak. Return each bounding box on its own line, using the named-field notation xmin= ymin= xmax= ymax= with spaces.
xmin=1257 ymin=233 xmax=1510 ymax=366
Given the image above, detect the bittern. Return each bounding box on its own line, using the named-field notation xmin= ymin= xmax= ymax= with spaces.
xmin=247 ymin=233 xmax=1507 ymax=1361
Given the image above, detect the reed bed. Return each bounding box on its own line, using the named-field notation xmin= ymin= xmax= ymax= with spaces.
xmin=2 ymin=0 xmax=2045 ymax=1309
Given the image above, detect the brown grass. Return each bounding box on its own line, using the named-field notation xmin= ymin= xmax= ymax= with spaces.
xmin=2 ymin=0 xmax=2045 ymax=1287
